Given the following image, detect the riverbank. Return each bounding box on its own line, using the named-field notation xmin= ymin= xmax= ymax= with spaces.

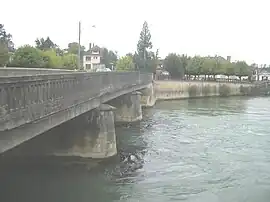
xmin=154 ymin=80 xmax=253 ymax=100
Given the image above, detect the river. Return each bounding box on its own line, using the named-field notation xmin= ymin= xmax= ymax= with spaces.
xmin=1 ymin=96 xmax=270 ymax=202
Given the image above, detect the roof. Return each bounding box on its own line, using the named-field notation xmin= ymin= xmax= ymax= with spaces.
xmin=84 ymin=45 xmax=101 ymax=55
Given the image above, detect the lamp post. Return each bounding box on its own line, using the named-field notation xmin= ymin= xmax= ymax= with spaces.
xmin=78 ymin=22 xmax=96 ymax=70
xmin=78 ymin=21 xmax=81 ymax=69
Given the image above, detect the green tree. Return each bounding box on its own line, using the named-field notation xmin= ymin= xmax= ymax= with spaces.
xmin=164 ymin=53 xmax=185 ymax=79
xmin=42 ymin=49 xmax=63 ymax=68
xmin=0 ymin=24 xmax=14 ymax=52
xmin=212 ymin=56 xmax=226 ymax=78
xmin=136 ymin=21 xmax=153 ymax=71
xmin=62 ymin=54 xmax=78 ymax=70
xmin=10 ymin=45 xmax=46 ymax=68
xmin=234 ymin=61 xmax=252 ymax=80
xmin=116 ymin=56 xmax=135 ymax=71
xmin=186 ymin=56 xmax=204 ymax=78
xmin=201 ymin=57 xmax=216 ymax=79
xmin=100 ymin=47 xmax=118 ymax=69
xmin=35 ymin=37 xmax=57 ymax=51
xmin=0 ymin=42 xmax=9 ymax=66
xmin=146 ymin=49 xmax=159 ymax=73
xmin=66 ymin=42 xmax=85 ymax=55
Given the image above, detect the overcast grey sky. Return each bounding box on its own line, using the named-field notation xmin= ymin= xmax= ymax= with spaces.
xmin=1 ymin=0 xmax=269 ymax=64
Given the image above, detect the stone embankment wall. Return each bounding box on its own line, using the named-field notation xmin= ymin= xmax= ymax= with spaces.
xmin=154 ymin=81 xmax=253 ymax=100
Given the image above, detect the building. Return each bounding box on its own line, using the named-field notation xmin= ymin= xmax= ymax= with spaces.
xmin=83 ymin=43 xmax=104 ymax=71
xmin=253 ymin=67 xmax=270 ymax=81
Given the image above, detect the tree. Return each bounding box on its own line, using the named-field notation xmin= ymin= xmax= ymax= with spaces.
xmin=66 ymin=42 xmax=85 ymax=55
xmin=35 ymin=37 xmax=57 ymax=51
xmin=186 ymin=56 xmax=204 ymax=78
xmin=222 ymin=61 xmax=234 ymax=79
xmin=0 ymin=24 xmax=14 ymax=52
xmin=100 ymin=47 xmax=118 ymax=69
xmin=136 ymin=21 xmax=153 ymax=71
xmin=0 ymin=42 xmax=9 ymax=66
xmin=10 ymin=45 xmax=46 ymax=68
xmin=164 ymin=53 xmax=185 ymax=79
xmin=146 ymin=49 xmax=159 ymax=73
xmin=42 ymin=49 xmax=63 ymax=68
xmin=116 ymin=56 xmax=135 ymax=71
xmin=234 ymin=61 xmax=252 ymax=80
xmin=62 ymin=54 xmax=78 ymax=70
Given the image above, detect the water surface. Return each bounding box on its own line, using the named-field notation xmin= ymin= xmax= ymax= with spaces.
xmin=1 ymin=97 xmax=270 ymax=202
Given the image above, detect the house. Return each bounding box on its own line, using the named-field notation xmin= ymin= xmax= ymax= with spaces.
xmin=253 ymin=68 xmax=270 ymax=81
xmin=83 ymin=43 xmax=104 ymax=71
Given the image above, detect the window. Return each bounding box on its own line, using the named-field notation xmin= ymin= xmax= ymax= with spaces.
xmin=86 ymin=56 xmax=91 ymax=61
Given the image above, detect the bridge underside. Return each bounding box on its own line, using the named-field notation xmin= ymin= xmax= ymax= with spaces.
xmin=0 ymin=83 xmax=151 ymax=154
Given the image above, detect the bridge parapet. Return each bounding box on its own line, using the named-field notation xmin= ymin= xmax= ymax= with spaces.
xmin=0 ymin=71 xmax=152 ymax=132
xmin=0 ymin=67 xmax=75 ymax=76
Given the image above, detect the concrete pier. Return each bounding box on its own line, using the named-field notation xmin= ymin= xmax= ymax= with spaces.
xmin=140 ymin=83 xmax=156 ymax=107
xmin=52 ymin=104 xmax=117 ymax=158
xmin=109 ymin=91 xmax=143 ymax=123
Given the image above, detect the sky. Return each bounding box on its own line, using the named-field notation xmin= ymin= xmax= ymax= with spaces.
xmin=1 ymin=0 xmax=270 ymax=65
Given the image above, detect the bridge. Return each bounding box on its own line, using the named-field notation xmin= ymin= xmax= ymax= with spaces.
xmin=0 ymin=69 xmax=155 ymax=158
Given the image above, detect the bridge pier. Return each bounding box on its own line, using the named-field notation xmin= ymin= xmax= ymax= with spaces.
xmin=53 ymin=104 xmax=117 ymax=158
xmin=140 ymin=83 xmax=156 ymax=107
xmin=108 ymin=91 xmax=143 ymax=123
xmin=3 ymin=104 xmax=118 ymax=159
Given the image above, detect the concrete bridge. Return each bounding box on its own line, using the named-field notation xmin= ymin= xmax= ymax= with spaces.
xmin=0 ymin=69 xmax=155 ymax=158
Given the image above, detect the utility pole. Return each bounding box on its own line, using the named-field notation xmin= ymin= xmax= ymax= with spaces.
xmin=78 ymin=21 xmax=81 ymax=70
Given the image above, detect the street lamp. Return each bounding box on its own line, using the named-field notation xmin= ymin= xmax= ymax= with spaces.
xmin=78 ymin=22 xmax=96 ymax=70
xmin=78 ymin=21 xmax=81 ymax=69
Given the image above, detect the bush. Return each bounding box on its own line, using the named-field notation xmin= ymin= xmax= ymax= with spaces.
xmin=42 ymin=49 xmax=63 ymax=69
xmin=219 ymin=84 xmax=230 ymax=96
xmin=10 ymin=45 xmax=47 ymax=68
xmin=62 ymin=54 xmax=78 ymax=70
xmin=188 ymin=85 xmax=197 ymax=97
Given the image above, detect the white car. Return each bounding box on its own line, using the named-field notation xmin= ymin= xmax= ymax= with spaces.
xmin=95 ymin=68 xmax=112 ymax=72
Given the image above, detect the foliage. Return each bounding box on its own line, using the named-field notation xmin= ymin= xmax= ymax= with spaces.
xmin=100 ymin=48 xmax=118 ymax=69
xmin=219 ymin=84 xmax=231 ymax=96
xmin=35 ymin=37 xmax=57 ymax=51
xmin=186 ymin=56 xmax=204 ymax=76
xmin=62 ymin=54 xmax=78 ymax=70
xmin=42 ymin=49 xmax=63 ymax=68
xmin=0 ymin=24 xmax=14 ymax=52
xmin=162 ymin=53 xmax=253 ymax=80
xmin=0 ymin=42 xmax=9 ymax=66
xmin=116 ymin=56 xmax=135 ymax=71
xmin=10 ymin=45 xmax=47 ymax=68
xmin=10 ymin=46 xmax=78 ymax=70
xmin=135 ymin=21 xmax=155 ymax=72
xmin=164 ymin=53 xmax=186 ymax=79
xmin=66 ymin=42 xmax=85 ymax=55
xmin=234 ymin=61 xmax=252 ymax=80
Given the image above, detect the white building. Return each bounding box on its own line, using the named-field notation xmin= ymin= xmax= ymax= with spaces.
xmin=253 ymin=68 xmax=270 ymax=81
xmin=83 ymin=44 xmax=103 ymax=71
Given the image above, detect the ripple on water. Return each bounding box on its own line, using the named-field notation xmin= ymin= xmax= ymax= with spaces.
xmin=2 ymin=97 xmax=270 ymax=202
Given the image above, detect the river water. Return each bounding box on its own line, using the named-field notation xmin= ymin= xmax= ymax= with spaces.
xmin=1 ymin=97 xmax=270 ymax=202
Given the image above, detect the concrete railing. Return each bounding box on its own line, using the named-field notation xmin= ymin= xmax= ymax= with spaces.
xmin=0 ymin=67 xmax=76 ymax=76
xmin=0 ymin=71 xmax=153 ymax=131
